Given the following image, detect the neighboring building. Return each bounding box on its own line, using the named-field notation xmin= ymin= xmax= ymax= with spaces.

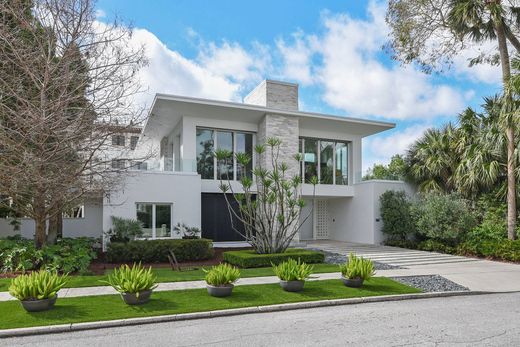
xmin=0 ymin=80 xmax=412 ymax=245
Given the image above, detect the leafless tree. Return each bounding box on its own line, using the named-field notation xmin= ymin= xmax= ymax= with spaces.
xmin=0 ymin=0 xmax=149 ymax=247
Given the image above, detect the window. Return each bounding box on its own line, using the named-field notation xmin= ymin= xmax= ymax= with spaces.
xmin=136 ymin=203 xmax=172 ymax=238
xmin=111 ymin=159 xmax=126 ymax=169
xmin=112 ymin=135 xmax=126 ymax=146
xmin=130 ymin=161 xmax=148 ymax=171
xmin=196 ymin=129 xmax=214 ymax=179
xmin=196 ymin=128 xmax=254 ymax=180
xmin=130 ymin=136 xmax=139 ymax=150
xmin=62 ymin=205 xmax=84 ymax=218
xmin=300 ymin=138 xmax=349 ymax=185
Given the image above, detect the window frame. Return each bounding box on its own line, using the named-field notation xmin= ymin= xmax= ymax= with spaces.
xmin=299 ymin=137 xmax=350 ymax=185
xmin=135 ymin=202 xmax=173 ymax=239
xmin=112 ymin=134 xmax=126 ymax=147
xmin=62 ymin=205 xmax=85 ymax=219
xmin=130 ymin=136 xmax=139 ymax=150
xmin=196 ymin=127 xmax=256 ymax=181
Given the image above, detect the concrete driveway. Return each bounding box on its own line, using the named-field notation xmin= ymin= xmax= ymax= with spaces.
xmin=307 ymin=240 xmax=520 ymax=292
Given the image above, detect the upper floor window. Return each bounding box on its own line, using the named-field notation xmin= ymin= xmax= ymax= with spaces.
xmin=196 ymin=128 xmax=254 ymax=180
xmin=63 ymin=205 xmax=84 ymax=218
xmin=300 ymin=138 xmax=349 ymax=185
xmin=130 ymin=136 xmax=139 ymax=150
xmin=112 ymin=134 xmax=126 ymax=146
xmin=111 ymin=159 xmax=126 ymax=169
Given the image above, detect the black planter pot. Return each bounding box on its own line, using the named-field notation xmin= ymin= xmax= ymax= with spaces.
xmin=341 ymin=276 xmax=364 ymax=288
xmin=280 ymin=280 xmax=305 ymax=292
xmin=121 ymin=290 xmax=153 ymax=305
xmin=206 ymin=284 xmax=234 ymax=297
xmin=20 ymin=295 xmax=58 ymax=312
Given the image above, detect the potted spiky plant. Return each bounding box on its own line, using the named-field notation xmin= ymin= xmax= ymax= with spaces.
xmin=272 ymin=259 xmax=313 ymax=292
xmin=9 ymin=270 xmax=68 ymax=312
xmin=339 ymin=253 xmax=375 ymax=288
xmin=105 ymin=263 xmax=158 ymax=305
xmin=204 ymin=263 xmax=241 ymax=297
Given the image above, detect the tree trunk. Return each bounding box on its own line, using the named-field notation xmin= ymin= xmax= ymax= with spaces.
xmin=47 ymin=213 xmax=58 ymax=244
xmin=35 ymin=217 xmax=46 ymax=249
xmin=495 ymin=17 xmax=517 ymax=240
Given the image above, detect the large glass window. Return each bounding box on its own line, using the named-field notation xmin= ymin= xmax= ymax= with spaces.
xmin=304 ymin=139 xmax=318 ymax=183
xmin=300 ymin=138 xmax=349 ymax=185
xmin=216 ymin=131 xmax=233 ymax=180
xmin=335 ymin=142 xmax=348 ymax=185
xmin=136 ymin=203 xmax=172 ymax=239
xmin=196 ymin=129 xmax=214 ymax=179
xmin=236 ymin=132 xmax=253 ymax=180
xmin=196 ymin=128 xmax=254 ymax=180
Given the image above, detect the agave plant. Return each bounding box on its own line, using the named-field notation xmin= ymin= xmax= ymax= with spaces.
xmin=339 ymin=253 xmax=375 ymax=281
xmin=272 ymin=259 xmax=313 ymax=281
xmin=9 ymin=270 xmax=68 ymax=301
xmin=204 ymin=263 xmax=240 ymax=286
xmin=104 ymin=263 xmax=157 ymax=297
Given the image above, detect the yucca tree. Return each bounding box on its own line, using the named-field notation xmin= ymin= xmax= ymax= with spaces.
xmin=387 ymin=0 xmax=520 ymax=239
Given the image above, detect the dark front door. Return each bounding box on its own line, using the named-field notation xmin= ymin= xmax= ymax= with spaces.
xmin=201 ymin=193 xmax=246 ymax=242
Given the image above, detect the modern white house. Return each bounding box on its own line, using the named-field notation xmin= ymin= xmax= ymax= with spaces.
xmin=0 ymin=80 xmax=412 ymax=245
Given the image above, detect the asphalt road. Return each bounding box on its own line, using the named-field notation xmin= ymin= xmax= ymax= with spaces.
xmin=2 ymin=293 xmax=519 ymax=347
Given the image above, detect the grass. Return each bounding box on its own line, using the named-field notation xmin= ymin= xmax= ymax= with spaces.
xmin=0 ymin=278 xmax=420 ymax=330
xmin=0 ymin=263 xmax=341 ymax=291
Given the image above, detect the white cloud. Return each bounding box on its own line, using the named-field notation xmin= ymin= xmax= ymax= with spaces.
xmin=363 ymin=123 xmax=430 ymax=172
xmin=276 ymin=31 xmax=318 ymax=85
xmin=451 ymin=41 xmax=502 ymax=85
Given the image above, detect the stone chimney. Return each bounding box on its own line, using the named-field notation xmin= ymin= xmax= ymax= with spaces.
xmin=243 ymin=80 xmax=299 ymax=111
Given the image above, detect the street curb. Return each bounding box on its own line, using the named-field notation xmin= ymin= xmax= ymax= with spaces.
xmin=0 ymin=290 xmax=492 ymax=338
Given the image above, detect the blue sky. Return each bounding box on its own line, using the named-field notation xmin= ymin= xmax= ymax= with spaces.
xmin=96 ymin=0 xmax=502 ymax=173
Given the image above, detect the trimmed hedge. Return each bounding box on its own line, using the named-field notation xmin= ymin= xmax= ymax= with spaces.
xmin=106 ymin=239 xmax=214 ymax=263
xmin=457 ymin=239 xmax=520 ymax=262
xmin=223 ymin=248 xmax=324 ymax=268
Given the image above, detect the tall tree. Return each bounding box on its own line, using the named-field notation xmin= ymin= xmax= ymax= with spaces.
xmin=363 ymin=154 xmax=408 ymax=181
xmin=387 ymin=0 xmax=520 ymax=239
xmin=0 ymin=0 xmax=148 ymax=247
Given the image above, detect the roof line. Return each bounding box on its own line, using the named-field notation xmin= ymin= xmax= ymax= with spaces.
xmin=153 ymin=93 xmax=395 ymax=129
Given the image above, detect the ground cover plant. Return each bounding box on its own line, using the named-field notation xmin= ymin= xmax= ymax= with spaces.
xmin=0 ymin=278 xmax=420 ymax=330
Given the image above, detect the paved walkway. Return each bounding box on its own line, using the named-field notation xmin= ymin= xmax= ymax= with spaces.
xmin=307 ymin=240 xmax=520 ymax=292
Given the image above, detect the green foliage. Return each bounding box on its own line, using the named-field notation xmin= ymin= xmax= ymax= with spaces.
xmin=106 ymin=216 xmax=143 ymax=243
xmin=458 ymin=239 xmax=520 ymax=262
xmin=417 ymin=240 xmax=456 ymax=254
xmin=0 ymin=238 xmax=96 ymax=274
xmin=204 ymin=263 xmax=240 ymax=286
xmin=106 ymin=239 xmax=214 ymax=263
xmin=339 ymin=253 xmax=375 ymax=280
xmin=383 ymin=239 xmax=419 ymax=249
xmin=223 ymin=249 xmax=324 ymax=268
xmin=104 ymin=263 xmax=157 ymax=295
xmin=173 ymin=222 xmax=201 ymax=239
xmin=364 ymin=155 xmax=408 ymax=181
xmin=380 ymin=190 xmax=415 ymax=240
xmin=272 ymin=259 xmax=313 ymax=281
xmin=411 ymin=193 xmax=477 ymax=245
xmin=9 ymin=270 xmax=68 ymax=301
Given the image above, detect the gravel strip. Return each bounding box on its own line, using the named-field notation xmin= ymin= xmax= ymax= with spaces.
xmin=308 ymin=248 xmax=403 ymax=270
xmin=390 ymin=275 xmax=469 ymax=292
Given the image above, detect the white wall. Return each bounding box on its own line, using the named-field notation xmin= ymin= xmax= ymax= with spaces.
xmin=103 ymin=171 xmax=201 ymax=238
xmin=328 ymin=180 xmax=414 ymax=244
xmin=0 ymin=202 xmax=104 ymax=239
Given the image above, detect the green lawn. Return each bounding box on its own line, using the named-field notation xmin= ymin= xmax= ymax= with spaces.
xmin=0 ymin=263 xmax=341 ymax=291
xmin=0 ymin=278 xmax=420 ymax=330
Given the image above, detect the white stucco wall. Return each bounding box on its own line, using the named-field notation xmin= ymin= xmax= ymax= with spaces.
xmin=328 ymin=180 xmax=414 ymax=244
xmin=103 ymin=171 xmax=201 ymax=238
xmin=0 ymin=202 xmax=104 ymax=239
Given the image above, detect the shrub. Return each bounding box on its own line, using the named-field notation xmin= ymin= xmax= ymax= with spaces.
xmin=106 ymin=239 xmax=214 ymax=263
xmin=0 ymin=237 xmax=97 ymax=274
xmin=105 ymin=263 xmax=158 ymax=295
xmin=411 ymin=193 xmax=477 ymax=246
xmin=380 ymin=190 xmax=414 ymax=241
xmin=339 ymin=253 xmax=375 ymax=280
xmin=9 ymin=270 xmax=68 ymax=301
xmin=174 ymin=223 xmax=201 ymax=239
xmin=458 ymin=239 xmax=520 ymax=262
xmin=106 ymin=216 xmax=143 ymax=243
xmin=223 ymin=248 xmax=324 ymax=268
xmin=383 ymin=239 xmax=418 ymax=249
xmin=417 ymin=240 xmax=456 ymax=254
xmin=272 ymin=259 xmax=313 ymax=281
xmin=204 ymin=263 xmax=240 ymax=286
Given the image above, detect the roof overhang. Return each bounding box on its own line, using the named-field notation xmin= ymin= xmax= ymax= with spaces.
xmin=142 ymin=93 xmax=395 ymax=140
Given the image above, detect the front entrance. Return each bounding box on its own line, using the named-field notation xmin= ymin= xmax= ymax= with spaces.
xmin=201 ymin=193 xmax=246 ymax=242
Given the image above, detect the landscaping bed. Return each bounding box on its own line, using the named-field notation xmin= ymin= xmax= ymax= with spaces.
xmin=0 ymin=278 xmax=420 ymax=330
xmin=223 ymin=248 xmax=325 ymax=268
xmin=308 ymin=248 xmax=403 ymax=270
xmin=390 ymin=275 xmax=469 ymax=292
